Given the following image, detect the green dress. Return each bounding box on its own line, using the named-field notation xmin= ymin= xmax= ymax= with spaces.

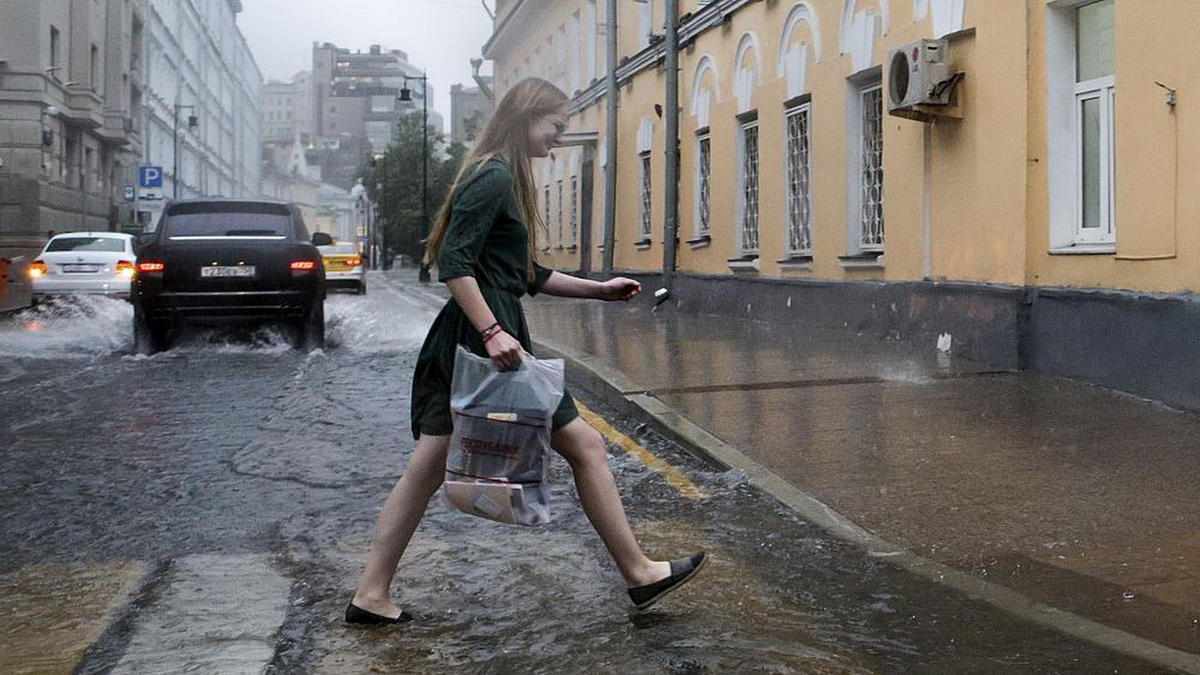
xmin=410 ymin=156 xmax=579 ymax=439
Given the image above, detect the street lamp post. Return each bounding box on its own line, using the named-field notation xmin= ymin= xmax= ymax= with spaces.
xmin=399 ymin=72 xmax=430 ymax=283
xmin=172 ymin=103 xmax=198 ymax=200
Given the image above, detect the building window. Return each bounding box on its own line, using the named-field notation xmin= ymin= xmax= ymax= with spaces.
xmin=639 ymin=151 xmax=652 ymax=243
xmin=569 ymin=175 xmax=579 ymax=247
xmin=556 ymin=179 xmax=564 ymax=248
xmin=50 ymin=27 xmax=60 ymax=70
xmin=858 ymin=83 xmax=884 ymax=252
xmin=90 ymin=44 xmax=99 ymax=90
xmin=1074 ymin=0 xmax=1115 ymax=243
xmin=738 ymin=118 xmax=760 ymax=256
xmin=696 ymin=131 xmax=711 ymax=237
xmin=785 ymin=102 xmax=812 ymax=256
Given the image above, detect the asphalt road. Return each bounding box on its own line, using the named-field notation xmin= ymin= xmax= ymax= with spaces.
xmin=0 ymin=275 xmax=1181 ymax=674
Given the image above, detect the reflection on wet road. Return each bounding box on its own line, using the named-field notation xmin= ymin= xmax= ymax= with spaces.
xmin=0 ymin=273 xmax=1182 ymax=673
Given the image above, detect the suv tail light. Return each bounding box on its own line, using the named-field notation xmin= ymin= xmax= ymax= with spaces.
xmin=28 ymin=260 xmax=46 ymax=278
xmin=290 ymin=260 xmax=317 ymax=271
xmin=136 ymin=261 xmax=165 ymax=274
xmin=115 ymin=260 xmax=135 ymax=277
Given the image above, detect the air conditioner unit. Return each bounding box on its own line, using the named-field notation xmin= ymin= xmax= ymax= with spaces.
xmin=887 ymin=38 xmax=958 ymax=118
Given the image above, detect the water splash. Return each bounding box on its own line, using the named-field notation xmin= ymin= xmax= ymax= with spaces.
xmin=0 ymin=296 xmax=132 ymax=359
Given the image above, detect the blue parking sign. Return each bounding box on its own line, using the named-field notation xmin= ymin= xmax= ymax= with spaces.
xmin=139 ymin=166 xmax=163 ymax=188
xmin=138 ymin=165 xmax=163 ymax=200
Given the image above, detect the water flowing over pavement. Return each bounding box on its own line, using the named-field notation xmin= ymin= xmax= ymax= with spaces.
xmin=0 ymin=271 xmax=1189 ymax=673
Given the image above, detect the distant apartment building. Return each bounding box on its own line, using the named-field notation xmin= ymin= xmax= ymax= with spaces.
xmin=310 ymin=42 xmax=443 ymax=189
xmin=449 ymin=79 xmax=493 ymax=146
xmin=0 ymin=0 xmax=147 ymax=260
xmin=261 ymin=71 xmax=312 ymax=144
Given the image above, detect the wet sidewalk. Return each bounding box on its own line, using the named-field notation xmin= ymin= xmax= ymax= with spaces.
xmin=520 ymin=290 xmax=1200 ymax=672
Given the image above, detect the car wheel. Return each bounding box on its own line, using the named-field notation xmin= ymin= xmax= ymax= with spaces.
xmin=295 ymin=301 xmax=325 ymax=350
xmin=133 ymin=303 xmax=168 ymax=354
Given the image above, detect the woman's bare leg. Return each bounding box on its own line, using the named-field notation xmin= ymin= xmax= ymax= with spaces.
xmin=552 ymin=418 xmax=670 ymax=587
xmin=351 ymin=433 xmax=450 ymax=617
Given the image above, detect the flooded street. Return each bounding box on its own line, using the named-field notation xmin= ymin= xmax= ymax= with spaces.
xmin=0 ymin=273 xmax=1181 ymax=674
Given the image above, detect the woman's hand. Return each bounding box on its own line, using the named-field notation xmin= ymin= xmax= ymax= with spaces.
xmin=598 ymin=277 xmax=641 ymax=302
xmin=484 ymin=329 xmax=524 ymax=370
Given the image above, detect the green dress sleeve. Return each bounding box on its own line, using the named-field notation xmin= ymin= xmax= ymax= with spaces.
xmin=436 ymin=163 xmax=514 ymax=282
xmin=527 ymin=262 xmax=554 ymax=296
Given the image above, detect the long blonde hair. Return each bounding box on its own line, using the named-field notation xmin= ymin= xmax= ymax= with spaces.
xmin=425 ymin=77 xmax=568 ymax=281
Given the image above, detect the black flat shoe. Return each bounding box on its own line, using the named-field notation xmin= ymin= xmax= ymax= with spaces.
xmin=628 ymin=551 xmax=708 ymax=610
xmin=345 ymin=602 xmax=414 ymax=625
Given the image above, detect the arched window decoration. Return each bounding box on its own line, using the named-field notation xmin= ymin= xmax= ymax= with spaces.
xmin=913 ymin=0 xmax=965 ymax=38
xmin=839 ymin=0 xmax=890 ymax=72
xmin=690 ymin=56 xmax=719 ymax=241
xmin=777 ymin=2 xmax=822 ymax=99
xmin=689 ymin=55 xmax=720 ymax=128
xmin=733 ymin=32 xmax=763 ymax=114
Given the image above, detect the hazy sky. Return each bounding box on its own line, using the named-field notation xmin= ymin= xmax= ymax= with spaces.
xmin=238 ymin=0 xmax=495 ymax=128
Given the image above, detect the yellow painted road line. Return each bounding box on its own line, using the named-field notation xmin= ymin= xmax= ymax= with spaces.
xmin=0 ymin=560 xmax=145 ymax=675
xmin=577 ymin=401 xmax=707 ymax=500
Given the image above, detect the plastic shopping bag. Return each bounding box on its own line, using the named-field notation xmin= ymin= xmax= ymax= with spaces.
xmin=442 ymin=345 xmax=564 ymax=526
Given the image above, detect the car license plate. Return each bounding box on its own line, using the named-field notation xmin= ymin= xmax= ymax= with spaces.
xmin=200 ymin=265 xmax=256 ymax=278
xmin=62 ymin=263 xmax=100 ymax=273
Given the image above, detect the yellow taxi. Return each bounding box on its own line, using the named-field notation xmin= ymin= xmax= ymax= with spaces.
xmin=318 ymin=242 xmax=365 ymax=294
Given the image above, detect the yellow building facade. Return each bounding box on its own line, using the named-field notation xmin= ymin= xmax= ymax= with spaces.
xmin=484 ymin=1 xmax=1200 ymax=410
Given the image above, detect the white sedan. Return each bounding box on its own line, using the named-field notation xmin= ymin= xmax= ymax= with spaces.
xmin=28 ymin=231 xmax=137 ymax=303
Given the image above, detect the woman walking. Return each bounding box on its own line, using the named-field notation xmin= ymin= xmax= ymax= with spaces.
xmin=346 ymin=78 xmax=706 ymax=625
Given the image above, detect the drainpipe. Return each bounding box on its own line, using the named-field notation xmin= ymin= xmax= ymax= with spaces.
xmin=601 ymin=0 xmax=618 ymax=273
xmin=659 ymin=0 xmax=679 ymax=303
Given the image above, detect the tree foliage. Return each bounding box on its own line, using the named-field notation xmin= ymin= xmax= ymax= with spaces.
xmin=357 ymin=114 xmax=468 ymax=262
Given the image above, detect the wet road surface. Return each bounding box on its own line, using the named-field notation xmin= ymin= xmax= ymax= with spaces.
xmin=0 ymin=274 xmax=1184 ymax=673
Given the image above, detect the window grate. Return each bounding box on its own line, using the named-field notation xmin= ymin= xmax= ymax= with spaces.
xmin=785 ymin=105 xmax=812 ymax=255
xmin=556 ymin=179 xmax=564 ymax=247
xmin=569 ymin=175 xmax=578 ymax=246
xmin=860 ymin=86 xmax=884 ymax=250
xmin=741 ymin=123 xmax=760 ymax=253
xmin=640 ymin=153 xmax=652 ymax=240
xmin=698 ymin=135 xmax=711 ymax=236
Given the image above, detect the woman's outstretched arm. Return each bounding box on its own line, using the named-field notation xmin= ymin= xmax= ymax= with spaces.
xmin=538 ymin=271 xmax=641 ymax=301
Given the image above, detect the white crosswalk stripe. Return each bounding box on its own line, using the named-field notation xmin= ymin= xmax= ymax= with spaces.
xmin=109 ymin=554 xmax=291 ymax=675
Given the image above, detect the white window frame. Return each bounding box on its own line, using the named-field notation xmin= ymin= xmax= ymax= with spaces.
xmin=694 ymin=129 xmax=711 ymax=239
xmin=736 ymin=115 xmax=760 ymax=257
xmin=1074 ymin=79 xmax=1114 ymax=243
xmin=845 ymin=73 xmax=884 ymax=256
xmin=1046 ymin=0 xmax=1116 ymax=250
xmin=784 ymin=101 xmax=813 ymax=257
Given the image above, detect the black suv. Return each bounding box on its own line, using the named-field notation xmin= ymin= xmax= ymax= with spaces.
xmin=132 ymin=199 xmax=330 ymax=353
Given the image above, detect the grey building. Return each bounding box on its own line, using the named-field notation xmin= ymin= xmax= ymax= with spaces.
xmin=449 ymin=79 xmax=493 ymax=147
xmin=261 ymin=71 xmax=312 ymax=144
xmin=311 ymin=42 xmax=442 ymax=189
xmin=0 ymin=0 xmax=147 ymax=263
